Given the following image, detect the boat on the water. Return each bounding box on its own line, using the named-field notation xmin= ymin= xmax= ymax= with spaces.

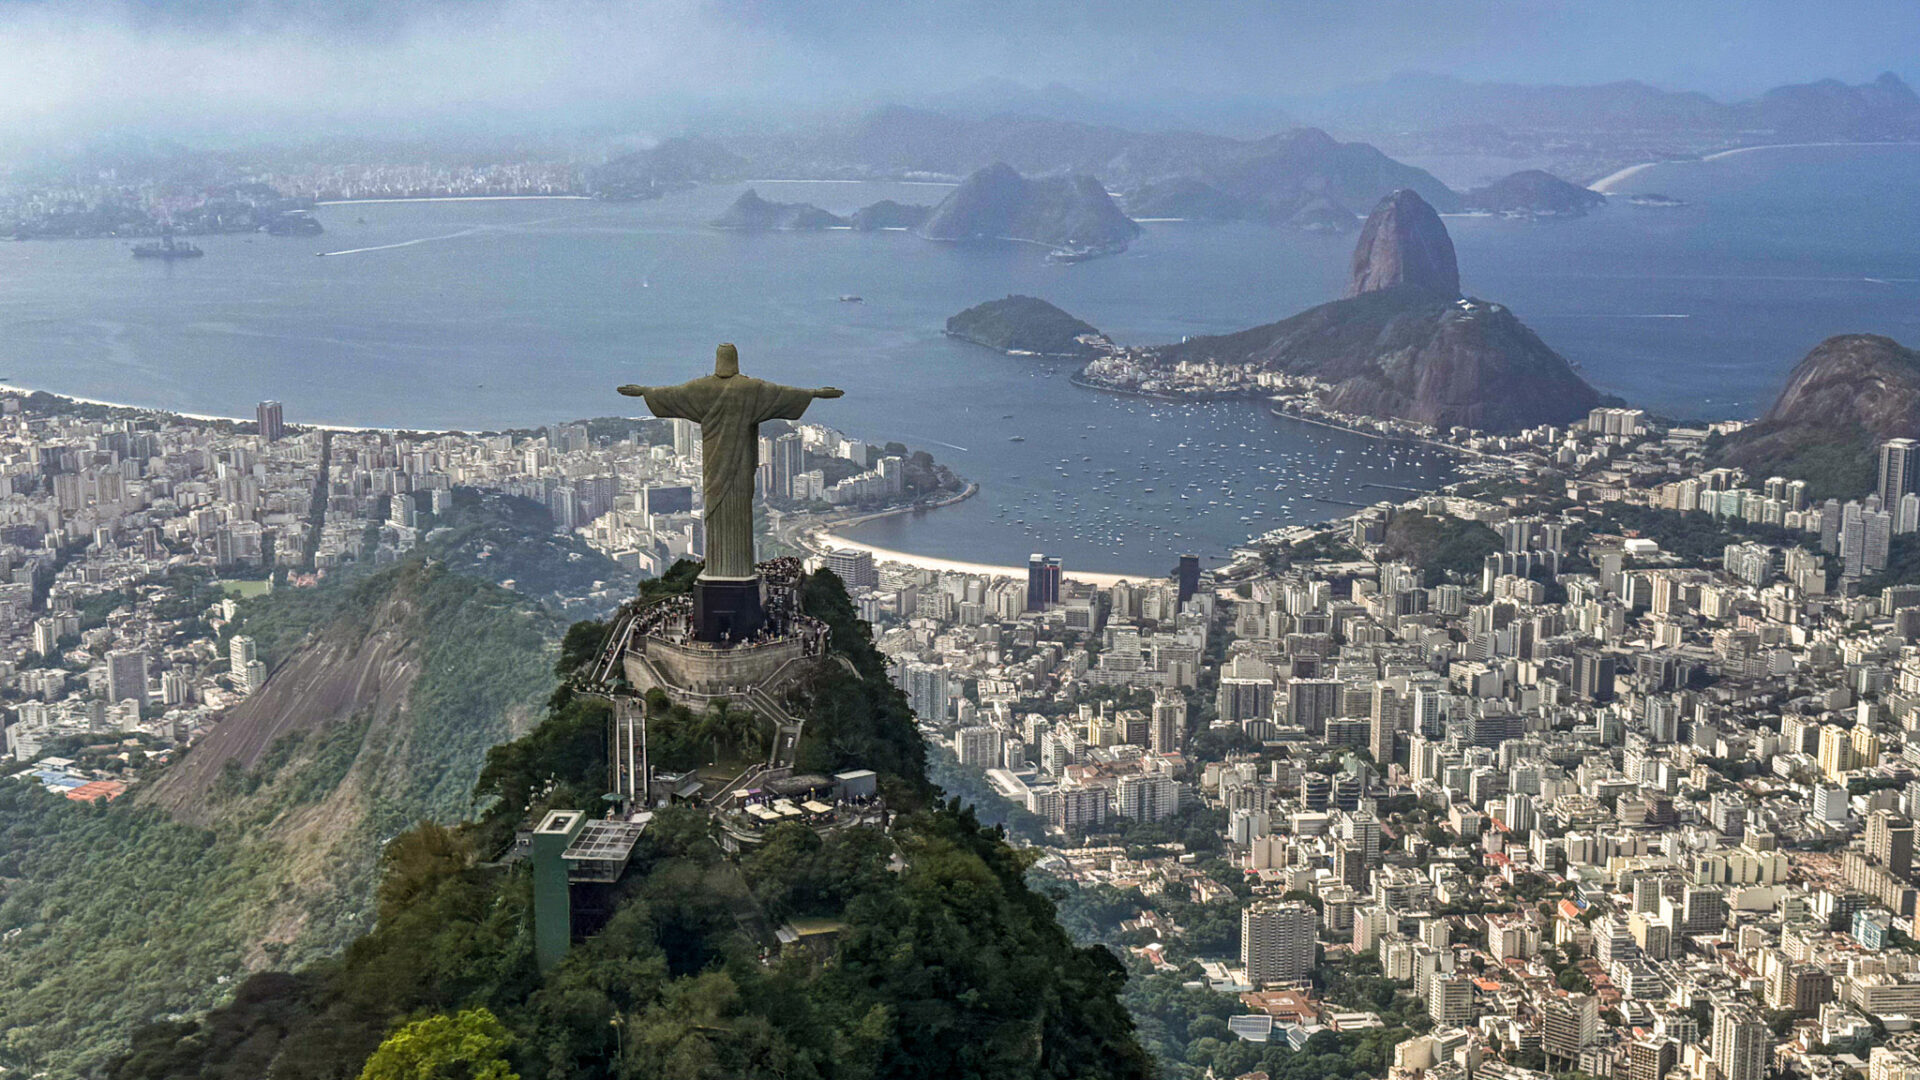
xmin=132 ymin=235 xmax=203 ymax=260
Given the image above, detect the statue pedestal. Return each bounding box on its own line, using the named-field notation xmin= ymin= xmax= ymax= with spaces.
xmin=693 ymin=576 xmax=765 ymax=643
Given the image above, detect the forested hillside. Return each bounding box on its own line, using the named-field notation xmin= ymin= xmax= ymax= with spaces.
xmin=0 ymin=560 xmax=559 ymax=1077
xmin=103 ymin=569 xmax=1155 ymax=1080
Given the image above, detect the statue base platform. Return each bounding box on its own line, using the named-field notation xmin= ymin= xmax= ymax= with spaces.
xmin=625 ymin=633 xmax=807 ymax=699
xmin=612 ymin=557 xmax=826 ymax=705
xmin=693 ymin=576 xmax=765 ymax=643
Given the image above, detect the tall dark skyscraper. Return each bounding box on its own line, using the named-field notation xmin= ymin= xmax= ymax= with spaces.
xmin=1879 ymin=438 xmax=1920 ymax=510
xmin=256 ymin=400 xmax=284 ymax=442
xmin=1575 ymin=651 xmax=1618 ymax=703
xmin=1176 ymin=553 xmax=1200 ymax=607
xmin=1027 ymin=553 xmax=1061 ymax=611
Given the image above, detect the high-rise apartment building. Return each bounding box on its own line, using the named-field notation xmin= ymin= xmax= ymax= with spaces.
xmin=230 ymin=634 xmax=264 ymax=694
xmin=1242 ymin=901 xmax=1317 ymax=985
xmin=1176 ymin=554 xmax=1201 ymax=608
xmin=106 ymin=649 xmax=148 ymax=709
xmin=1629 ymin=1038 xmax=1678 ymax=1080
xmin=1027 ymin=553 xmax=1061 ymax=611
xmin=1709 ymin=1000 xmax=1770 ymax=1080
xmin=1544 ymin=994 xmax=1599 ymax=1067
xmin=256 ymin=400 xmax=284 ymax=442
xmin=1868 ymin=808 xmax=1915 ymax=879
xmin=1881 ymin=438 xmax=1920 ymax=510
xmin=825 ymin=549 xmax=878 ymax=591
xmin=1150 ymin=691 xmax=1186 ymax=754
xmin=1427 ymin=975 xmax=1474 ymax=1026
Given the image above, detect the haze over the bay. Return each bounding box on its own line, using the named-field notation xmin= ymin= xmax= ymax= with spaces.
xmin=2 ymin=0 xmax=1917 ymax=147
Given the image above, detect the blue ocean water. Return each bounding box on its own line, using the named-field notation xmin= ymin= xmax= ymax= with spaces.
xmin=0 ymin=144 xmax=1912 ymax=574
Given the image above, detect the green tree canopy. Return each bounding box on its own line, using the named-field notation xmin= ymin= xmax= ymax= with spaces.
xmin=359 ymin=1009 xmax=518 ymax=1080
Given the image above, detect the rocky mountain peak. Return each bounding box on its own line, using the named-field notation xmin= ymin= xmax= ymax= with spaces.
xmin=1347 ymin=188 xmax=1460 ymax=298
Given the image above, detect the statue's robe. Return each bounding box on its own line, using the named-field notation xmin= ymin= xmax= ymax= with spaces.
xmin=637 ymin=375 xmax=818 ymax=579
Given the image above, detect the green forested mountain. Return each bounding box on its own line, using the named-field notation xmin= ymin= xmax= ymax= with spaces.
xmin=0 ymin=560 xmax=559 ymax=1077
xmin=101 ymin=568 xmax=1154 ymax=1080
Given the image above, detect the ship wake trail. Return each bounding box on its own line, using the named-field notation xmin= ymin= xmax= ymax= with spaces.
xmin=316 ymin=227 xmax=487 ymax=256
xmin=315 ymin=215 xmax=574 ymax=257
xmin=909 ymin=437 xmax=970 ymax=453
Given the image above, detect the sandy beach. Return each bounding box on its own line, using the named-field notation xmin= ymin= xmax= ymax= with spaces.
xmin=808 ymin=527 xmax=1155 ymax=588
xmin=1591 ymin=140 xmax=1920 ymax=193
xmin=3 ymin=377 xmax=1159 ymax=586
xmin=0 ymin=382 xmax=432 ymax=434
xmin=1589 ymin=161 xmax=1659 ymax=193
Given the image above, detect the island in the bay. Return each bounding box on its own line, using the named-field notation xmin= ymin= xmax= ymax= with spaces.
xmin=1459 ymin=168 xmax=1608 ymax=217
xmin=946 ymin=295 xmax=1111 ymax=358
xmin=919 ymin=162 xmax=1140 ymax=258
xmin=709 ymin=162 xmax=1141 ymax=259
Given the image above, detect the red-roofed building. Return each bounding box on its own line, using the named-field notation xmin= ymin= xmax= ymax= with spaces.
xmin=65 ymin=780 xmax=126 ymax=803
xmin=1240 ymin=990 xmax=1318 ymax=1024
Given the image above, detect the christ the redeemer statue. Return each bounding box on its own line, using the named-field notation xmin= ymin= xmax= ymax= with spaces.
xmin=620 ymin=343 xmax=842 ymax=641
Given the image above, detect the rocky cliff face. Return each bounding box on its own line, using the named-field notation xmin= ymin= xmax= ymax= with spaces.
xmin=1718 ymin=334 xmax=1920 ymax=497
xmin=136 ymin=561 xmax=554 ymax=961
xmin=1762 ymin=334 xmax=1920 ymax=430
xmin=1347 ymin=189 xmax=1460 ymax=298
xmin=919 ymin=162 xmax=1140 ymax=253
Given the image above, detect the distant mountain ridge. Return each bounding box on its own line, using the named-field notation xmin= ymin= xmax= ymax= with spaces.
xmin=586 ymin=102 xmax=1609 ymax=225
xmin=1299 ymin=70 xmax=1920 ymax=140
xmin=716 ymin=108 xmax=1467 ymax=226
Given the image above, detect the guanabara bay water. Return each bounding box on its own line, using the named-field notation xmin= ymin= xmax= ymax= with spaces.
xmin=0 ymin=145 xmax=1915 ymax=574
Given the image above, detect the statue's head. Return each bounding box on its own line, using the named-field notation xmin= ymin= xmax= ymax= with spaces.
xmin=715 ymin=343 xmax=739 ymax=378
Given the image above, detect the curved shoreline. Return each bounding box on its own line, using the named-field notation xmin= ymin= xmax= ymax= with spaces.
xmin=802 ymin=480 xmax=1159 ymax=586
xmin=3 ymin=378 xmax=1108 ymax=583
xmin=1590 ymin=140 xmax=1920 ymax=193
xmin=0 ymin=382 xmax=404 ymax=433
xmin=1067 ymin=371 xmax=1241 ymax=403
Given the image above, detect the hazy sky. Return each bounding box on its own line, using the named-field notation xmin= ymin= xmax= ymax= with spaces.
xmin=2 ymin=0 xmax=1915 ymax=144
